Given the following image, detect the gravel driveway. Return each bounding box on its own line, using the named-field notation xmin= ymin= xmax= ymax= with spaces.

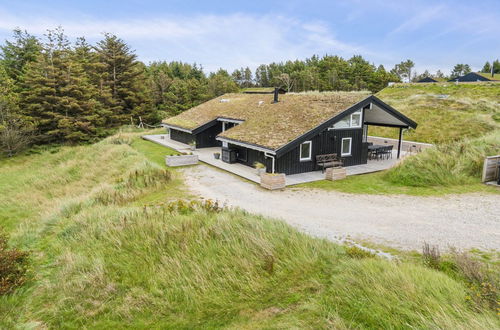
xmin=183 ymin=165 xmax=500 ymax=251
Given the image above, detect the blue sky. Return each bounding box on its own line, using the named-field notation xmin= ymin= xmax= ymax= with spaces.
xmin=0 ymin=0 xmax=499 ymax=75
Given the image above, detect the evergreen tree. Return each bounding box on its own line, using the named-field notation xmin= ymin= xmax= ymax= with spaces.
xmin=390 ymin=60 xmax=415 ymax=82
xmin=21 ymin=28 xmax=103 ymax=143
xmin=450 ymin=63 xmax=471 ymax=79
xmin=493 ymin=60 xmax=500 ymax=74
xmin=481 ymin=61 xmax=492 ymax=73
xmin=207 ymin=69 xmax=239 ymax=97
xmin=0 ymin=29 xmax=41 ymax=89
xmin=95 ymin=33 xmax=156 ymax=125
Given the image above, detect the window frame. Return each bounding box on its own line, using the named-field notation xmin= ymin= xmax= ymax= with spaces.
xmin=350 ymin=111 xmax=362 ymax=128
xmin=341 ymin=137 xmax=352 ymax=157
xmin=329 ymin=110 xmax=363 ymax=130
xmin=299 ymin=141 xmax=312 ymax=161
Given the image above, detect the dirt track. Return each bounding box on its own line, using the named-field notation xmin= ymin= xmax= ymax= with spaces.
xmin=183 ymin=165 xmax=500 ymax=251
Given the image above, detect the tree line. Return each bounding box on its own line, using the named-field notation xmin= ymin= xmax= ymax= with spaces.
xmin=0 ymin=27 xmax=498 ymax=156
xmin=0 ymin=28 xmax=238 ymax=155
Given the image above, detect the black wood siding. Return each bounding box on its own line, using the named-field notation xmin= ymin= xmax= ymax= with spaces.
xmin=195 ymin=122 xmax=223 ymax=148
xmin=170 ymin=129 xmax=193 ymax=145
xmin=275 ymin=128 xmax=366 ymax=175
xmin=170 ymin=122 xmax=223 ymax=148
xmin=228 ymin=143 xmax=270 ymax=170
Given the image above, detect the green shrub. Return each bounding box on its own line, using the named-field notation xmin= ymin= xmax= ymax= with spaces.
xmin=345 ymin=245 xmax=376 ymax=259
xmin=0 ymin=230 xmax=29 ymax=295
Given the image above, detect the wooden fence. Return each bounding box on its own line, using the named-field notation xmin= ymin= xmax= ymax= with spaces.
xmin=482 ymin=155 xmax=500 ymax=182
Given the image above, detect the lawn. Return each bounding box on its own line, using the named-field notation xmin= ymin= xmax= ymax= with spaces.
xmin=297 ymin=171 xmax=499 ymax=196
xmin=1 ymin=130 xmax=498 ymax=328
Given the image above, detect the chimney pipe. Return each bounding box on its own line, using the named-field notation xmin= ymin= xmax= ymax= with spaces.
xmin=273 ymin=87 xmax=279 ymax=103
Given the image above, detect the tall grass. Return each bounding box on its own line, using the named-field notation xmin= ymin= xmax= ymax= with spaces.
xmin=375 ymin=82 xmax=500 ymax=143
xmin=386 ymin=131 xmax=500 ymax=186
xmin=1 ymin=131 xmax=499 ymax=328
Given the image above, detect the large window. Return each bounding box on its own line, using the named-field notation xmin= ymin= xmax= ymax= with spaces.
xmin=341 ymin=138 xmax=352 ymax=156
xmin=331 ymin=110 xmax=362 ymax=129
xmin=300 ymin=141 xmax=312 ymax=161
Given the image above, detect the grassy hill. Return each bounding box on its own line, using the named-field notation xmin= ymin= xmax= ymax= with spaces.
xmin=375 ymin=82 xmax=500 ymax=144
xmin=1 ymin=131 xmax=499 ymax=328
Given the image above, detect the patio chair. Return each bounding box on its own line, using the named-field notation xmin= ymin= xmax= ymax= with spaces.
xmin=381 ymin=145 xmax=393 ymax=159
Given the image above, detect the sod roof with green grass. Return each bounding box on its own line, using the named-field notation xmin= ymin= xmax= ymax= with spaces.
xmin=163 ymin=91 xmax=370 ymax=150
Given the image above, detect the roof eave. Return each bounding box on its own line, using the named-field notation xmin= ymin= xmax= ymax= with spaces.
xmin=216 ymin=136 xmax=277 ymax=155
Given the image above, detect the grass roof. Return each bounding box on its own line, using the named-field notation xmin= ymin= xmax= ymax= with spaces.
xmin=240 ymin=87 xmax=276 ymax=93
xmin=163 ymin=92 xmax=370 ymax=150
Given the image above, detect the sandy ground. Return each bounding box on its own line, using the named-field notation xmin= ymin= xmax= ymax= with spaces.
xmin=183 ymin=165 xmax=500 ymax=251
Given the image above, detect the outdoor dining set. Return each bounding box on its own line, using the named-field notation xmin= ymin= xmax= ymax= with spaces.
xmin=368 ymin=143 xmax=393 ymax=160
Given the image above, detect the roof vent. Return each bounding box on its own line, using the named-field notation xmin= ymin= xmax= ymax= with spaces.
xmin=220 ymin=98 xmax=230 ymax=103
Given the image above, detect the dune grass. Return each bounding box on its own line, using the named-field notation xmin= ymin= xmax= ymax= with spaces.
xmin=386 ymin=131 xmax=500 ymax=187
xmin=1 ymin=131 xmax=499 ymax=328
xmin=375 ymin=82 xmax=500 ymax=144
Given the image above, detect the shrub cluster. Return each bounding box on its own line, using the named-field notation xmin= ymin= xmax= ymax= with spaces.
xmin=0 ymin=230 xmax=29 ymax=295
xmin=344 ymin=245 xmax=376 ymax=259
xmin=421 ymin=245 xmax=499 ymax=311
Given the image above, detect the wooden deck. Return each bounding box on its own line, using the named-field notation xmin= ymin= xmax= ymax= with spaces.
xmin=143 ymin=134 xmax=406 ymax=186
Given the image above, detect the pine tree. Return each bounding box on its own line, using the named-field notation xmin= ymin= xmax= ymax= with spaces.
xmin=21 ymin=28 xmax=103 ymax=143
xmin=0 ymin=29 xmax=41 ymax=90
xmin=481 ymin=61 xmax=492 ymax=73
xmin=95 ymin=34 xmax=156 ymax=125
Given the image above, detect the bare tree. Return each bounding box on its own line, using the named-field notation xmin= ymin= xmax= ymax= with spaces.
xmin=277 ymin=73 xmax=294 ymax=92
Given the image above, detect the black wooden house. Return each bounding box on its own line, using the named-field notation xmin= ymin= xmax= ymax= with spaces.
xmin=163 ymin=90 xmax=417 ymax=175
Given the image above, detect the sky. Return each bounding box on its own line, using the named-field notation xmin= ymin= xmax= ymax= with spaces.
xmin=0 ymin=0 xmax=499 ymax=75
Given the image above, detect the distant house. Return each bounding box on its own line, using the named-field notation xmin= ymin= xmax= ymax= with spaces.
xmin=449 ymin=72 xmax=500 ymax=82
xmin=417 ymin=77 xmax=439 ymax=83
xmin=162 ymin=90 xmax=417 ymax=175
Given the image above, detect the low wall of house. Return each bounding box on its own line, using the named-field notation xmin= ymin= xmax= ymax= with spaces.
xmin=367 ymin=136 xmax=433 ymax=153
xmin=166 ymin=154 xmax=198 ymax=167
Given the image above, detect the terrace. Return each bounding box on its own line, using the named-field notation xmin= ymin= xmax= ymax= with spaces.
xmin=143 ymin=134 xmax=407 ymax=186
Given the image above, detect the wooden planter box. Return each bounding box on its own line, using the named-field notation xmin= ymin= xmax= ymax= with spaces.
xmin=325 ymin=167 xmax=346 ymax=181
xmin=260 ymin=173 xmax=286 ymax=190
xmin=165 ymin=154 xmax=198 ymax=167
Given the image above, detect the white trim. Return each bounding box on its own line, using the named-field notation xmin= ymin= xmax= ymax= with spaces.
xmin=350 ymin=111 xmax=362 ymax=128
xmin=217 ymin=117 xmax=244 ymax=124
xmin=341 ymin=137 xmax=352 ymax=156
xmin=163 ymin=124 xmax=192 ymax=134
xmin=329 ymin=109 xmax=363 ymax=130
xmin=216 ymin=137 xmax=276 ymax=155
xmin=299 ymin=141 xmax=312 ymax=161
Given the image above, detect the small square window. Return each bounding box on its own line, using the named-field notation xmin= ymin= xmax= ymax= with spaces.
xmin=300 ymin=141 xmax=312 ymax=161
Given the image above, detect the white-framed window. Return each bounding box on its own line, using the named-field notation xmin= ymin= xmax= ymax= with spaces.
xmin=351 ymin=111 xmax=362 ymax=128
xmin=330 ymin=110 xmax=362 ymax=129
xmin=341 ymin=137 xmax=352 ymax=156
xmin=299 ymin=141 xmax=312 ymax=161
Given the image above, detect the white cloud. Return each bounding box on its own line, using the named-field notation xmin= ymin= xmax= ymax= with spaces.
xmin=0 ymin=11 xmax=368 ymax=72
